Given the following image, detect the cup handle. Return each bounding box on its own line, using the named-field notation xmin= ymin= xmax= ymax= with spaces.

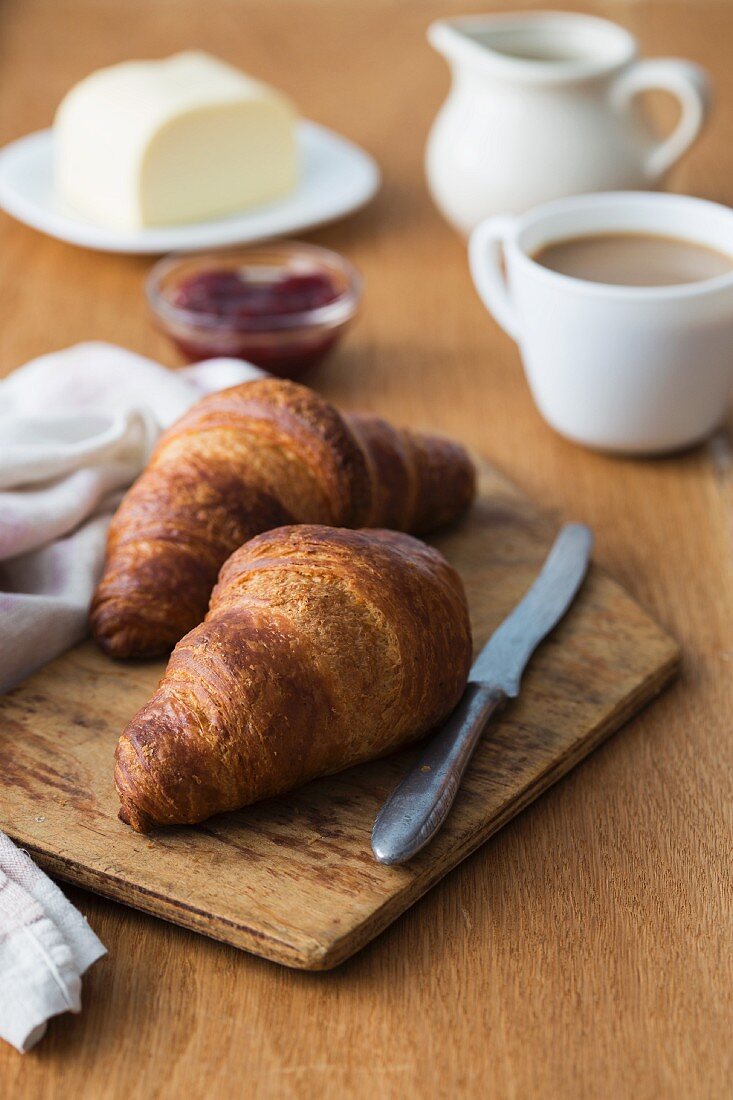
xmin=612 ymin=58 xmax=711 ymax=181
xmin=468 ymin=217 xmax=520 ymax=340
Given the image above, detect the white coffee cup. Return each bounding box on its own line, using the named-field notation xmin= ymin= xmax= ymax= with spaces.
xmin=469 ymin=192 xmax=733 ymax=454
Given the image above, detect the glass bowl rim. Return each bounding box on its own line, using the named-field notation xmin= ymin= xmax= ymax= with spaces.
xmin=146 ymin=241 xmax=363 ymax=333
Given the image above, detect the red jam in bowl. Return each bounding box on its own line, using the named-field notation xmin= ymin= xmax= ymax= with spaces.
xmin=172 ymin=269 xmax=340 ymax=321
xmin=147 ymin=244 xmax=362 ymax=379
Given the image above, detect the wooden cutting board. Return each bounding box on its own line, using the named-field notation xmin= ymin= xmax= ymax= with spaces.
xmin=0 ymin=461 xmax=679 ymax=969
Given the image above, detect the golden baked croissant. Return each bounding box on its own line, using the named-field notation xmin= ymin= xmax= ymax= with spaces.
xmin=90 ymin=378 xmax=475 ymax=658
xmin=115 ymin=525 xmax=472 ymax=832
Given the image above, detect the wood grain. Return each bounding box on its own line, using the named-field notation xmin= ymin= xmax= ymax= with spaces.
xmin=0 ymin=0 xmax=731 ymax=1097
xmin=0 ymin=463 xmax=678 ymax=968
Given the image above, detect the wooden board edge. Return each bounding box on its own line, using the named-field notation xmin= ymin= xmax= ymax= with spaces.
xmin=312 ymin=641 xmax=681 ymax=970
xmin=18 ymin=642 xmax=680 ymax=971
xmin=15 ymin=844 xmax=326 ymax=967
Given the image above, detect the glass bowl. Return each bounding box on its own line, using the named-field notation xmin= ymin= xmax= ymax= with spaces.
xmin=146 ymin=242 xmax=362 ymax=379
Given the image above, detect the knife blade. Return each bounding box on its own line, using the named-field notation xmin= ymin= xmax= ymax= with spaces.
xmin=371 ymin=522 xmax=593 ymax=865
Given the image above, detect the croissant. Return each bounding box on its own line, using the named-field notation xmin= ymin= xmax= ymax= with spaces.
xmin=90 ymin=378 xmax=475 ymax=659
xmin=115 ymin=525 xmax=472 ymax=832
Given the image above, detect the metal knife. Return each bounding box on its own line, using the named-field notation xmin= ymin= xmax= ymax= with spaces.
xmin=371 ymin=522 xmax=593 ymax=865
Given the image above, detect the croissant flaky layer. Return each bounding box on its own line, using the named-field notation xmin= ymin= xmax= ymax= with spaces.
xmin=90 ymin=378 xmax=475 ymax=659
xmin=115 ymin=525 xmax=472 ymax=832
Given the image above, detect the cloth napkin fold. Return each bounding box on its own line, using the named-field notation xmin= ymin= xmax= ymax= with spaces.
xmin=0 ymin=342 xmax=264 ymax=693
xmin=0 ymin=831 xmax=106 ymax=1052
xmin=0 ymin=343 xmax=265 ymax=1052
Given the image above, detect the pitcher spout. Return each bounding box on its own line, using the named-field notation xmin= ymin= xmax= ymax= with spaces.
xmin=427 ymin=12 xmax=637 ymax=81
xmin=427 ymin=18 xmax=491 ymax=72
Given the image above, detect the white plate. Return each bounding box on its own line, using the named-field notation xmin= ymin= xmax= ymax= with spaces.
xmin=0 ymin=122 xmax=380 ymax=254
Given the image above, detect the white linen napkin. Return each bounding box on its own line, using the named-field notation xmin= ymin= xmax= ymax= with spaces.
xmin=0 ymin=343 xmax=265 ymax=1052
xmin=0 ymin=831 xmax=106 ymax=1052
xmin=0 ymin=342 xmax=265 ymax=693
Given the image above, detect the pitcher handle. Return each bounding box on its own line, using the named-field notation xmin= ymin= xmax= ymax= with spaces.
xmin=612 ymin=58 xmax=711 ymax=182
xmin=468 ymin=217 xmax=520 ymax=340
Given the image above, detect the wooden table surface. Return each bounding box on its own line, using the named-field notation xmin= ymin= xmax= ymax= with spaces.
xmin=1 ymin=1 xmax=731 ymax=1097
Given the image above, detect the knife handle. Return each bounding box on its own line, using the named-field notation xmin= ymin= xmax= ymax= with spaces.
xmin=371 ymin=682 xmax=505 ymax=865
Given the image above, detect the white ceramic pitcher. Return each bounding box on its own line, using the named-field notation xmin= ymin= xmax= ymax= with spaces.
xmin=425 ymin=11 xmax=711 ymax=234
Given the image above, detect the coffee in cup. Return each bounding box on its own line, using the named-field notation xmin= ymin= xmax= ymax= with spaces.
xmin=532 ymin=232 xmax=733 ymax=288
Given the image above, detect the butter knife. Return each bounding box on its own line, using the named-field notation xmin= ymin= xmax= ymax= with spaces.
xmin=371 ymin=522 xmax=593 ymax=865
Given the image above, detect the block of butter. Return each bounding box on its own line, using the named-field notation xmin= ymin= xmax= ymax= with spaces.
xmin=54 ymin=51 xmax=298 ymax=230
